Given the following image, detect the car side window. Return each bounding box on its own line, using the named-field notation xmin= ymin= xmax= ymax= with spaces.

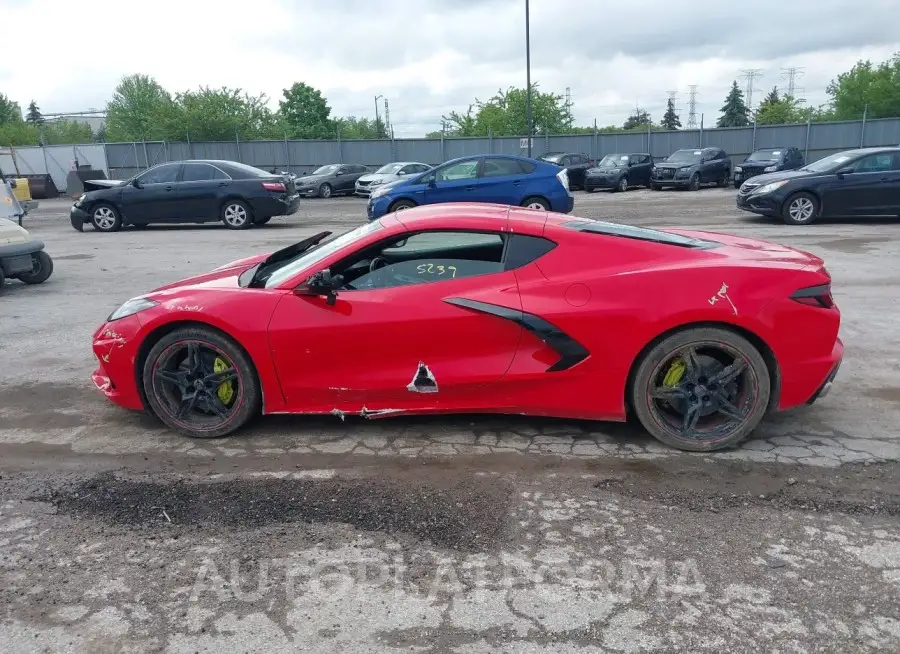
xmin=334 ymin=231 xmax=506 ymax=291
xmin=137 ymin=164 xmax=180 ymax=185
xmin=504 ymin=234 xmax=557 ymax=270
xmin=482 ymin=158 xmax=525 ymax=178
xmin=181 ymin=163 xmax=219 ymax=182
xmin=433 ymin=160 xmax=479 ymax=183
xmin=559 ymin=155 xmax=571 ymax=166
xmin=854 ymin=154 xmax=894 ymax=173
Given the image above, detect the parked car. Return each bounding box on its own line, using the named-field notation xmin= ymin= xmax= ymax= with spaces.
xmin=355 ymin=162 xmax=432 ymax=197
xmin=650 ymin=148 xmax=732 ymax=190
xmin=294 ymin=164 xmax=369 ymax=198
xmin=584 ymin=153 xmax=653 ymax=192
xmin=733 ymin=147 xmax=805 ymax=188
xmin=537 ymin=152 xmax=595 ymax=189
xmin=736 ymin=147 xmax=900 ymax=225
xmin=69 ymin=160 xmax=300 ymax=232
xmin=89 ymin=202 xmax=842 ymax=453
xmin=366 ymin=155 xmax=574 ymax=220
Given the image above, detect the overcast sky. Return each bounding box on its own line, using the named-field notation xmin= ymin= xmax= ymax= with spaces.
xmin=2 ymin=0 xmax=899 ymax=137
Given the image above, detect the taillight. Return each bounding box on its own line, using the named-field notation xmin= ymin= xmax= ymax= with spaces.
xmin=262 ymin=181 xmax=286 ymax=192
xmin=791 ymin=284 xmax=834 ymax=308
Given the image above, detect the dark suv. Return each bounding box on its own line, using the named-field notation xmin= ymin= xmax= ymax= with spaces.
xmin=294 ymin=163 xmax=369 ymax=198
xmin=537 ymin=152 xmax=595 ymax=189
xmin=651 ymin=147 xmax=731 ymax=191
xmin=733 ymin=147 xmax=804 ymax=188
xmin=584 ymin=153 xmax=653 ymax=192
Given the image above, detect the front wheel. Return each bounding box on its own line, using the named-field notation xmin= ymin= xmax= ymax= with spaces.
xmin=142 ymin=326 xmax=262 ymax=438
xmin=221 ymin=200 xmax=253 ymax=230
xmin=17 ymin=251 xmax=53 ymax=284
xmin=688 ymin=173 xmax=700 ymax=191
xmin=522 ymin=196 xmax=550 ymax=211
xmin=630 ymin=327 xmax=771 ymax=452
xmin=782 ymin=192 xmax=819 ymax=225
xmin=318 ymin=183 xmax=333 ymax=199
xmin=615 ymin=176 xmax=628 ymax=193
xmin=389 ymin=199 xmax=417 ymax=213
xmin=585 ymin=186 xmax=596 ymax=194
xmin=650 ymin=183 xmax=661 ymax=191
xmin=91 ymin=204 xmax=121 ymax=232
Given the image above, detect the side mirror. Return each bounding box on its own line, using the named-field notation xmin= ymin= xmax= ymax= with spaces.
xmin=132 ymin=178 xmax=142 ymax=188
xmin=397 ymin=170 xmax=406 ymax=176
xmin=296 ymin=270 xmax=343 ymax=306
xmin=836 ymin=166 xmax=854 ymax=177
xmin=335 ymin=170 xmax=344 ymax=177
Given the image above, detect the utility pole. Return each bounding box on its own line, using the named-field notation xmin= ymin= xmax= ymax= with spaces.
xmin=686 ymin=85 xmax=698 ymax=129
xmin=524 ymin=0 xmax=532 ymax=157
xmin=374 ymin=95 xmax=384 ymax=138
xmin=564 ymin=87 xmax=573 ymax=128
xmin=383 ymin=98 xmax=392 ymax=139
xmin=781 ymin=66 xmax=805 ymax=100
xmin=740 ymin=68 xmax=764 ymax=112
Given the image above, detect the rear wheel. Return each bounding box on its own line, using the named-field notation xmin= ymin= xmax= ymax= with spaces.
xmin=221 ymin=200 xmax=253 ymax=229
xmin=522 ymin=196 xmax=550 ymax=210
xmin=17 ymin=251 xmax=53 ymax=284
xmin=91 ymin=204 xmax=121 ymax=232
xmin=389 ymin=199 xmax=417 ymax=212
xmin=142 ymin=326 xmax=261 ymax=439
xmin=630 ymin=327 xmax=771 ymax=452
xmin=782 ymin=192 xmax=819 ymax=225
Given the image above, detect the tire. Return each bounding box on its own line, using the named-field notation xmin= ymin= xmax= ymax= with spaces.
xmin=318 ymin=183 xmax=333 ymax=199
xmin=91 ymin=203 xmax=122 ymax=232
xmin=782 ymin=192 xmax=819 ymax=226
xmin=629 ymin=327 xmax=771 ymax=452
xmin=0 ymin=266 xmax=5 ymax=292
xmin=255 ymin=216 xmax=272 ymax=225
xmin=389 ymin=199 xmax=417 ymax=213
xmin=142 ymin=326 xmax=262 ymax=439
xmin=17 ymin=251 xmax=53 ymax=284
xmin=522 ymin=196 xmax=550 ymax=211
xmin=615 ymin=176 xmax=628 ymax=193
xmin=688 ymin=173 xmax=700 ymax=191
xmin=221 ymin=200 xmax=253 ymax=230
xmin=733 ymin=180 xmax=742 ymax=189
xmin=717 ymin=175 xmax=729 ymax=188
xmin=650 ymin=184 xmax=661 ymax=191
xmin=585 ymin=186 xmax=596 ymax=194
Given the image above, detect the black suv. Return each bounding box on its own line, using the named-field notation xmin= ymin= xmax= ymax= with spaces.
xmin=537 ymin=152 xmax=595 ymax=189
xmin=584 ymin=153 xmax=653 ymax=192
xmin=733 ymin=147 xmax=804 ymax=188
xmin=650 ymin=147 xmax=731 ymax=190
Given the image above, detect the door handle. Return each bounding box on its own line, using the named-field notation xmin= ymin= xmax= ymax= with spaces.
xmin=512 ymin=180 xmax=522 ymax=186
xmin=464 ymin=186 xmax=476 ymax=191
xmin=164 ymin=185 xmax=175 ymax=191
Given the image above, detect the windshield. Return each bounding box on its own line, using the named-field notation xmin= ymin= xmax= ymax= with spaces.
xmin=598 ymin=154 xmax=627 ymax=167
xmin=312 ymin=164 xmax=340 ymax=175
xmin=375 ymin=163 xmax=404 ymax=174
xmin=747 ymin=149 xmax=782 ymax=162
xmin=263 ymin=221 xmax=383 ymax=288
xmin=799 ymin=152 xmax=855 ymax=174
xmin=666 ymin=150 xmax=702 ymax=164
xmin=539 ymin=153 xmax=563 ymax=163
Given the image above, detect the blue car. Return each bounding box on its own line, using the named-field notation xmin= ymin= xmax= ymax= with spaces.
xmin=366 ymin=154 xmax=575 ymax=220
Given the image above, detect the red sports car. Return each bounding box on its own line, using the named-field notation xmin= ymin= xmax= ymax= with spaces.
xmin=91 ymin=202 xmax=842 ymax=452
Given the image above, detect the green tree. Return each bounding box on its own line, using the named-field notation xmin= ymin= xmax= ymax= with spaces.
xmin=43 ymin=119 xmax=93 ymax=145
xmin=0 ymin=93 xmax=22 ymax=125
xmin=717 ymin=81 xmax=750 ymax=127
xmin=661 ymin=98 xmax=681 ymax=130
xmin=26 ymin=100 xmax=44 ymax=125
xmin=826 ymin=52 xmax=900 ymax=120
xmin=279 ymin=82 xmax=334 ymax=139
xmin=623 ymin=108 xmax=652 ymax=130
xmin=754 ymin=87 xmax=805 ymax=125
xmin=105 ymin=74 xmax=177 ymax=141
xmin=174 ymin=86 xmax=281 ymax=141
xmin=336 ymin=116 xmax=387 ymax=139
xmin=437 ymin=83 xmax=574 ymax=137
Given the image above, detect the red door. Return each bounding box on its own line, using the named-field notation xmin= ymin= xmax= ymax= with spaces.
xmin=266 ymin=271 xmax=524 ymax=412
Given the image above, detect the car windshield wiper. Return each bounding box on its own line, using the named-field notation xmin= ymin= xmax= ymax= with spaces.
xmin=246 ymin=230 xmax=332 ymax=288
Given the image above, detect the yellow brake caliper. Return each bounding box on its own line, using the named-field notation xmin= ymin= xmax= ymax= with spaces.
xmin=213 ymin=357 xmax=235 ymax=405
xmin=663 ymin=358 xmax=686 ymax=387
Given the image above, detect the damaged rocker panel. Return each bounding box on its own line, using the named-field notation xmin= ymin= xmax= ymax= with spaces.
xmin=443 ymin=298 xmax=589 ymax=372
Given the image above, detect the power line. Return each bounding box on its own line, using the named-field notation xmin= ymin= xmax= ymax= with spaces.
xmin=781 ymin=66 xmax=805 ymax=100
xmin=686 ymin=85 xmax=699 ymax=129
xmin=740 ymin=68 xmax=764 ymax=111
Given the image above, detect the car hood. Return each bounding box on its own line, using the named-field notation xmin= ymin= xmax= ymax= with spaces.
xmin=295 ymin=174 xmax=328 ymax=185
xmin=358 ymin=173 xmax=399 ymax=183
xmin=742 ymin=169 xmax=813 ymax=185
xmin=741 ymin=159 xmax=778 ymax=166
xmin=655 ymin=162 xmax=696 ymax=169
xmin=588 ymin=166 xmax=622 ymax=174
xmin=83 ymin=179 xmax=125 ymax=191
xmin=147 ymin=253 xmax=270 ymax=296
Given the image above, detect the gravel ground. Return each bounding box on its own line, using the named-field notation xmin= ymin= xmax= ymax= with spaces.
xmin=1 ymin=189 xmax=899 ymax=652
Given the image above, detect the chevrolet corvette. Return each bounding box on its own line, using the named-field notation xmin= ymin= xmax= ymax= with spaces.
xmin=91 ymin=202 xmax=842 ymax=452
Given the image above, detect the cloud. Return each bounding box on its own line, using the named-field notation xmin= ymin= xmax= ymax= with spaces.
xmin=1 ymin=0 xmax=898 ymax=136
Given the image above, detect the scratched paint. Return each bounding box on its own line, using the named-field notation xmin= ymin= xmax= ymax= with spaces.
xmin=407 ymin=362 xmax=439 ymax=393
xmin=708 ymin=282 xmax=738 ymax=316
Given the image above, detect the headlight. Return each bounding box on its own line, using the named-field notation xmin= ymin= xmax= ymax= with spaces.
xmin=108 ymin=297 xmax=158 ymax=321
xmin=369 ymin=179 xmax=383 ymax=186
xmin=371 ymin=185 xmax=392 ymax=199
xmin=752 ymin=180 xmax=789 ymax=195
xmin=734 ymin=166 xmax=742 ymax=173
xmin=764 ymin=165 xmax=777 ymax=172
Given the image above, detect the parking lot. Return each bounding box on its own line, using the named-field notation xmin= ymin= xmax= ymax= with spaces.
xmin=2 ymin=188 xmax=900 ymax=651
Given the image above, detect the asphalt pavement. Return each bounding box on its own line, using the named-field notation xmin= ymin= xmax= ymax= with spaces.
xmin=1 ymin=189 xmax=899 ymax=652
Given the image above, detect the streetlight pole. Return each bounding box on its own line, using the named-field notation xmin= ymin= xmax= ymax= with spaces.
xmin=525 ymin=0 xmax=532 ymax=157
xmin=375 ymin=95 xmax=384 ymax=138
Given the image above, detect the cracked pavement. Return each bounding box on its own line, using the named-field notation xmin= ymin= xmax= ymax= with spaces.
xmin=1 ymin=190 xmax=899 ymax=651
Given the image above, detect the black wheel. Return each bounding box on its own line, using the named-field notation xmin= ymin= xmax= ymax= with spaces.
xmin=615 ymin=176 xmax=628 ymax=193
xmin=142 ymin=327 xmax=261 ymax=438
xmin=688 ymin=173 xmax=700 ymax=191
xmin=522 ymin=196 xmax=550 ymax=210
xmin=650 ymin=184 xmax=661 ymax=191
xmin=389 ymin=199 xmax=417 ymax=213
xmin=255 ymin=216 xmax=272 ymax=225
xmin=91 ymin=203 xmax=122 ymax=232
xmin=782 ymin=192 xmax=819 ymax=225
xmin=585 ymin=186 xmax=596 ymax=194
xmin=717 ymin=175 xmax=729 ymax=187
xmin=17 ymin=250 xmax=53 ymax=284
xmin=221 ymin=200 xmax=253 ymax=230
xmin=733 ymin=180 xmax=742 ymax=189
xmin=318 ymin=183 xmax=333 ymax=199
xmin=0 ymin=266 xmax=5 ymax=292
xmin=630 ymin=327 xmax=771 ymax=452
